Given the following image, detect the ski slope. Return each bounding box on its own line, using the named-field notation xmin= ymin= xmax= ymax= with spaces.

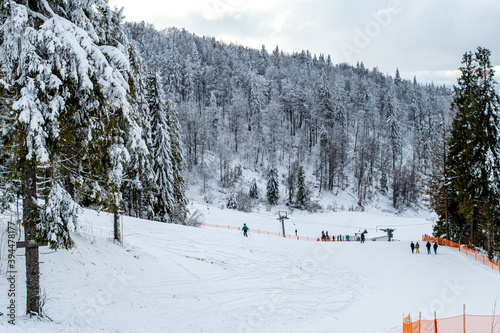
xmin=1 ymin=204 xmax=499 ymax=333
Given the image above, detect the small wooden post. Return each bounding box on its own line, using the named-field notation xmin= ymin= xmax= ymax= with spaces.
xmin=419 ymin=312 xmax=422 ymax=333
xmin=434 ymin=311 xmax=437 ymax=333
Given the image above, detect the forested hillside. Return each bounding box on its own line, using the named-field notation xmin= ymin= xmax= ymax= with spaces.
xmin=0 ymin=1 xmax=188 ymax=242
xmin=125 ymin=22 xmax=452 ymax=210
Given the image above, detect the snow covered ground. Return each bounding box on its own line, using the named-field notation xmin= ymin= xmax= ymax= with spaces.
xmin=1 ymin=203 xmax=499 ymax=332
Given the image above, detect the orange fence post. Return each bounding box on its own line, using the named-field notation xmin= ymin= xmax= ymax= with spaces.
xmin=463 ymin=304 xmax=466 ymax=333
xmin=434 ymin=311 xmax=437 ymax=333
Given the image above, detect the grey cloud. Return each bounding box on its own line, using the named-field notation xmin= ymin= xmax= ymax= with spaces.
xmin=141 ymin=0 xmax=500 ymax=85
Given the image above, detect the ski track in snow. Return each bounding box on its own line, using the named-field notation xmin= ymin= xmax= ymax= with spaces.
xmin=1 ymin=206 xmax=499 ymax=333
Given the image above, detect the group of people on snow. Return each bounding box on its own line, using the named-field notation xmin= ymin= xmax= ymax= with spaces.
xmin=411 ymin=241 xmax=438 ymax=254
xmin=320 ymin=231 xmax=363 ymax=242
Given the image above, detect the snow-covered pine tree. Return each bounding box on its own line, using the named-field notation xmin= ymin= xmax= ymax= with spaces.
xmin=318 ymin=70 xmax=334 ymax=124
xmin=267 ymin=168 xmax=279 ymax=205
xmin=446 ymin=50 xmax=482 ymax=246
xmin=0 ymin=0 xmax=147 ymax=315
xmin=165 ymin=42 xmax=183 ymax=102
xmin=146 ymin=71 xmax=175 ymax=222
xmin=317 ymin=71 xmax=334 ymax=191
xmin=474 ymin=48 xmax=500 ymax=258
xmin=249 ymin=178 xmax=259 ymax=199
xmin=165 ymin=99 xmax=188 ymax=223
xmin=386 ymin=85 xmax=402 ymax=208
xmin=445 ymin=47 xmax=500 ymax=253
xmin=226 ymin=193 xmax=237 ymax=209
xmin=296 ymin=165 xmax=308 ymax=208
xmin=249 ymin=74 xmax=265 ymax=167
xmin=122 ymin=44 xmax=156 ymax=220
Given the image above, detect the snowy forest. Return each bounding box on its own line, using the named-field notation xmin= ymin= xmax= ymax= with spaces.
xmin=124 ymin=22 xmax=452 ymax=211
xmin=0 ymin=0 xmax=188 ymax=315
xmin=0 ymin=0 xmax=188 ymax=252
xmin=1 ymin=0 xmax=500 ymax=320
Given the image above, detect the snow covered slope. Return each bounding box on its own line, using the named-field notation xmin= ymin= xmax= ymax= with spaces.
xmin=1 ymin=206 xmax=499 ymax=333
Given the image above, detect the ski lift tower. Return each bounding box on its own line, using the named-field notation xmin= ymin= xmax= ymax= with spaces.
xmin=380 ymin=228 xmax=395 ymax=242
xmin=278 ymin=211 xmax=289 ymax=237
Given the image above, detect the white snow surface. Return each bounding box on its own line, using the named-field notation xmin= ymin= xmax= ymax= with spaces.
xmin=1 ymin=203 xmax=499 ymax=332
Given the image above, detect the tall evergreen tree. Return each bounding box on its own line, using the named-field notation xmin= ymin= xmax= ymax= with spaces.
xmin=266 ymin=168 xmax=279 ymax=205
xmin=122 ymin=45 xmax=156 ymax=220
xmin=147 ymin=71 xmax=174 ymax=222
xmin=249 ymin=178 xmax=259 ymax=199
xmin=0 ymin=0 xmax=147 ymax=315
xmin=166 ymin=98 xmax=188 ymax=223
xmin=386 ymin=86 xmax=402 ymax=208
xmin=296 ymin=166 xmax=308 ymax=208
xmin=443 ymin=47 xmax=500 ymax=254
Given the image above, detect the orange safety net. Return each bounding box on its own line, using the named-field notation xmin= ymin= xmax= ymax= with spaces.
xmin=422 ymin=235 xmax=500 ymax=274
xmin=403 ymin=314 xmax=500 ymax=333
xmin=200 ymin=222 xmax=317 ymax=241
xmin=201 ymin=222 xmax=361 ymax=242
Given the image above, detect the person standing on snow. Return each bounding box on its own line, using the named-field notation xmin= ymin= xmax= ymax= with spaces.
xmin=426 ymin=241 xmax=431 ymax=254
xmin=415 ymin=242 xmax=420 ymax=253
xmin=433 ymin=242 xmax=438 ymax=254
xmin=360 ymin=233 xmax=365 ymax=243
xmin=242 ymin=223 xmax=249 ymax=237
xmin=410 ymin=241 xmax=415 ymax=253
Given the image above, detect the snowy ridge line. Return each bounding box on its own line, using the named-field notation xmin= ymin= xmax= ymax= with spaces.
xmin=200 ymin=222 xmax=361 ymax=242
xmin=422 ymin=235 xmax=500 ymax=275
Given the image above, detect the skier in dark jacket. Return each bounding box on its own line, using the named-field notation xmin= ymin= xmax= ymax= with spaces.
xmin=242 ymin=223 xmax=249 ymax=237
xmin=360 ymin=233 xmax=365 ymax=243
xmin=433 ymin=242 xmax=438 ymax=254
xmin=426 ymin=241 xmax=431 ymax=254
xmin=410 ymin=241 xmax=415 ymax=253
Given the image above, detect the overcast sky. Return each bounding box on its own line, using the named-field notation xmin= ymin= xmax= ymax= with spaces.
xmin=108 ymin=0 xmax=500 ymax=87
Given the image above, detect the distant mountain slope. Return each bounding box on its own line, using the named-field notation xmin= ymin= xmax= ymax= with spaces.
xmin=125 ymin=22 xmax=452 ymax=212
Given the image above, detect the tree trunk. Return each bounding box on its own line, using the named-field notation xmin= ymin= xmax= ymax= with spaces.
xmin=113 ymin=208 xmax=121 ymax=243
xmin=470 ymin=204 xmax=479 ymax=246
xmin=443 ymin=128 xmax=449 ymax=240
xmin=23 ymin=163 xmax=40 ymax=316
xmin=487 ymin=210 xmax=494 ymax=260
